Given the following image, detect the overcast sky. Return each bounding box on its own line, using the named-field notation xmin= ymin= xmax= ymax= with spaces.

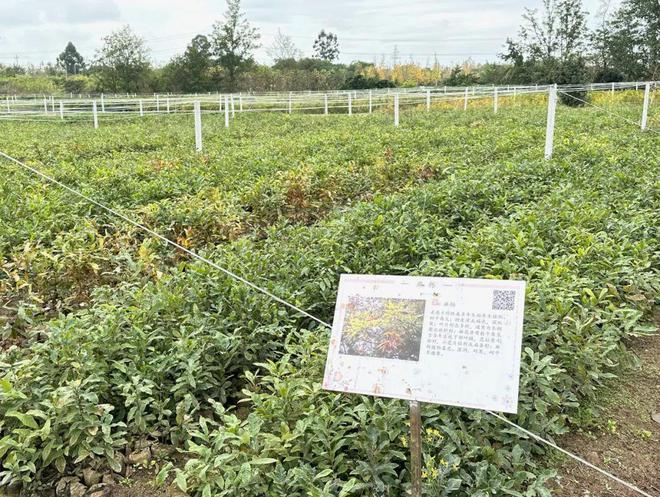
xmin=0 ymin=0 xmax=618 ymax=68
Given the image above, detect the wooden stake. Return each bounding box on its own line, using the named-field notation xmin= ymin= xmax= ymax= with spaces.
xmin=409 ymin=400 xmax=422 ymax=497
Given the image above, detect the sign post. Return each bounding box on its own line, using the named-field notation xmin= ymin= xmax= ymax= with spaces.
xmin=323 ymin=274 xmax=526 ymax=495
xmin=409 ymin=400 xmax=422 ymax=497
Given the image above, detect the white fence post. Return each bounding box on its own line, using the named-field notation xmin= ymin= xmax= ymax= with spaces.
xmin=544 ymin=85 xmax=557 ymax=159
xmin=224 ymin=96 xmax=230 ymax=128
xmin=611 ymin=83 xmax=615 ymax=98
xmin=194 ymin=100 xmax=203 ymax=152
xmin=288 ymin=92 xmax=292 ymax=114
xmin=641 ymin=82 xmax=650 ymax=130
xmin=93 ymin=100 xmax=99 ymax=129
xmin=219 ymin=95 xmax=223 ymax=113
xmin=493 ymin=87 xmax=498 ymax=114
xmin=59 ymin=101 xmax=64 ymax=120
xmin=139 ymin=99 xmax=144 ymax=117
xmin=463 ymin=87 xmax=468 ymax=111
xmin=368 ymin=90 xmax=373 ymax=114
xmin=51 ymin=95 xmax=55 ymax=113
xmin=239 ymin=94 xmax=243 ymax=113
xmin=101 ymin=93 xmax=105 ymax=113
xmin=43 ymin=97 xmax=48 ymax=115
xmin=166 ymin=98 xmax=170 ymax=114
xmin=156 ymin=94 xmax=160 ymax=113
xmin=5 ymin=96 xmax=10 ymax=114
xmin=394 ymin=94 xmax=399 ymax=127
xmin=324 ymin=94 xmax=328 ymax=115
xmin=231 ymin=95 xmax=235 ymax=118
xmin=348 ymin=92 xmax=352 ymax=115
xmin=426 ymin=89 xmax=431 ymax=111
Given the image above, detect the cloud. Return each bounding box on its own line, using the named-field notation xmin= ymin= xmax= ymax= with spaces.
xmin=0 ymin=0 xmax=626 ymax=67
xmin=0 ymin=0 xmax=120 ymax=26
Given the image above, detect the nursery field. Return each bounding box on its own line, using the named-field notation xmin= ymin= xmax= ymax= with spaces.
xmin=0 ymin=92 xmax=658 ymax=497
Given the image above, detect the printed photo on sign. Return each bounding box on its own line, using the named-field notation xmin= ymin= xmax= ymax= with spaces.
xmin=339 ymin=296 xmax=425 ymax=361
xmin=323 ymin=274 xmax=526 ymax=413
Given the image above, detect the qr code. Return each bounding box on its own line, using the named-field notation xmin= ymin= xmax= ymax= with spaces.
xmin=492 ymin=290 xmax=515 ymax=311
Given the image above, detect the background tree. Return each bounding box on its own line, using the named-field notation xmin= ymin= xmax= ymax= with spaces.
xmin=211 ymin=0 xmax=260 ymax=90
xmin=592 ymin=0 xmax=659 ymax=80
xmin=93 ymin=25 xmax=151 ymax=92
xmin=267 ymin=29 xmax=302 ymax=62
xmin=163 ymin=35 xmax=213 ymax=92
xmin=56 ymin=42 xmax=85 ymax=76
xmin=313 ymin=30 xmax=339 ymax=61
xmin=503 ymin=0 xmax=589 ymax=87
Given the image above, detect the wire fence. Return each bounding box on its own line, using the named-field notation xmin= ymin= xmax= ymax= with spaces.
xmin=0 ymin=81 xmax=656 ymax=122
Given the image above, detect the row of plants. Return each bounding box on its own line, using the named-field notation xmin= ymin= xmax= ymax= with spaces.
xmin=0 ymin=96 xmax=658 ymax=495
xmin=1 ymin=95 xmax=557 ymax=339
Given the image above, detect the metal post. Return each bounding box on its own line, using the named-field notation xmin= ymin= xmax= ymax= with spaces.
xmin=409 ymin=401 xmax=422 ymax=497
xmin=544 ymin=85 xmax=557 ymax=159
xmin=641 ymin=82 xmax=650 ymax=131
xmin=194 ymin=101 xmax=202 ymax=152
xmin=394 ymin=94 xmax=399 ymax=127
xmin=92 ymin=100 xmax=99 ymax=129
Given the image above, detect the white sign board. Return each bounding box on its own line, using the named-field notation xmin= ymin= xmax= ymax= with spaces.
xmin=323 ymin=274 xmax=526 ymax=413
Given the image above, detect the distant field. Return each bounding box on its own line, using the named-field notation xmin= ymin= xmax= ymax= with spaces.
xmin=0 ymin=91 xmax=658 ymax=496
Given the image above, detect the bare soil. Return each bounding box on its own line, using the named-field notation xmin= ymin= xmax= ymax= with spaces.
xmin=551 ymin=331 xmax=660 ymax=497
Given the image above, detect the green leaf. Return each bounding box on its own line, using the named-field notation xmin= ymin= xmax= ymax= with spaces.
xmin=6 ymin=410 xmax=39 ymax=430
xmin=175 ymin=471 xmax=188 ymax=493
xmin=249 ymin=457 xmax=277 ymax=465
